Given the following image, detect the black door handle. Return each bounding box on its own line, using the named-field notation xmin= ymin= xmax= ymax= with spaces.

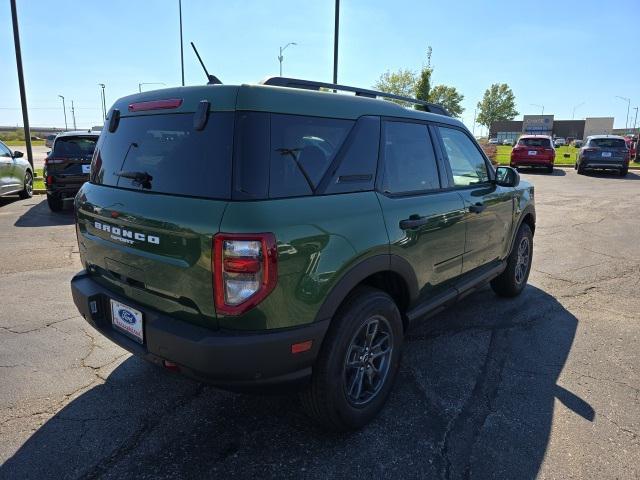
xmin=468 ymin=202 xmax=486 ymax=214
xmin=400 ymin=215 xmax=429 ymax=229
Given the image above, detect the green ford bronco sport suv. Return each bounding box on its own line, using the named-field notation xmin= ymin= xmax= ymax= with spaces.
xmin=71 ymin=77 xmax=535 ymax=430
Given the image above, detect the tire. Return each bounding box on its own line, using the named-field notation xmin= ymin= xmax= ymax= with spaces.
xmin=620 ymin=167 xmax=628 ymax=177
xmin=47 ymin=194 xmax=63 ymax=212
xmin=547 ymin=165 xmax=554 ymax=174
xmin=19 ymin=170 xmax=33 ymax=199
xmin=300 ymin=286 xmax=403 ymax=431
xmin=577 ymin=162 xmax=585 ymax=175
xmin=491 ymin=223 xmax=533 ymax=298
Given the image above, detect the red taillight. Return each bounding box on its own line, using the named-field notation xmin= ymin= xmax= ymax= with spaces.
xmin=213 ymin=233 xmax=277 ymax=316
xmin=128 ymin=98 xmax=183 ymax=112
xmin=583 ymin=148 xmax=597 ymax=153
xmin=46 ymin=175 xmax=53 ymax=185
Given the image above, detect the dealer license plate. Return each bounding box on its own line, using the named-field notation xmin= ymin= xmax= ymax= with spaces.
xmin=110 ymin=299 xmax=144 ymax=343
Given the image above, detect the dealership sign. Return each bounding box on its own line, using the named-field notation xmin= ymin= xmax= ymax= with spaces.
xmin=522 ymin=115 xmax=554 ymax=134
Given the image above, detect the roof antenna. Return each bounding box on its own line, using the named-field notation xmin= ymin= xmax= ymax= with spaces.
xmin=190 ymin=42 xmax=222 ymax=85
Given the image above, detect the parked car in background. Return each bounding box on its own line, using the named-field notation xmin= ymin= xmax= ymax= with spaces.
xmin=502 ymin=138 xmax=513 ymax=146
xmin=571 ymin=139 xmax=583 ymax=148
xmin=44 ymin=130 xmax=100 ymax=211
xmin=488 ymin=138 xmax=499 ymax=145
xmin=510 ymin=135 xmax=555 ymax=173
xmin=45 ymin=134 xmax=57 ymax=149
xmin=0 ymin=139 xmax=33 ymax=199
xmin=576 ymin=135 xmax=629 ymax=176
xmin=554 ymin=137 xmax=566 ymax=147
xmin=70 ymin=78 xmax=535 ymax=431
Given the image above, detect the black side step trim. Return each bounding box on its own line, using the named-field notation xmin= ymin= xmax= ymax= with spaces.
xmin=405 ymin=260 xmax=506 ymax=324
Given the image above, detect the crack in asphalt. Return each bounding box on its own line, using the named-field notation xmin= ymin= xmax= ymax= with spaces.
xmin=80 ymin=383 xmax=207 ymax=480
xmin=0 ymin=315 xmax=79 ymax=334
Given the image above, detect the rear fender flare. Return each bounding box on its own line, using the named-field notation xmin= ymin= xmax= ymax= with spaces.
xmin=314 ymin=254 xmax=419 ymax=323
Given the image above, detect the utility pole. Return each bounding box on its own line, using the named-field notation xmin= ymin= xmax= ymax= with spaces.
xmin=71 ymin=101 xmax=77 ymax=130
xmin=572 ymin=102 xmax=585 ymax=120
xmin=179 ymin=0 xmax=184 ymax=86
xmin=633 ymin=106 xmax=638 ymax=133
xmin=10 ymin=0 xmax=33 ymax=168
xmin=98 ymin=84 xmax=106 ymax=121
xmin=58 ymin=95 xmax=68 ymax=131
xmin=333 ymin=0 xmax=339 ymax=84
xmin=616 ymin=96 xmax=630 ymax=132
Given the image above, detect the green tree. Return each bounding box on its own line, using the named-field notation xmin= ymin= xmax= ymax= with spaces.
xmin=428 ymin=84 xmax=464 ymax=118
xmin=414 ymin=68 xmax=432 ymax=110
xmin=476 ymin=83 xmax=518 ymax=129
xmin=373 ymin=69 xmax=417 ymax=106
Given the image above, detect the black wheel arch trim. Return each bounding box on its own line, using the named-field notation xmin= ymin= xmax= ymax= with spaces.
xmin=314 ymin=254 xmax=419 ymax=323
xmin=509 ymin=204 xmax=536 ymax=254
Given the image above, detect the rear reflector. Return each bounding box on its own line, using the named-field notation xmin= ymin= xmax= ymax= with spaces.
xmin=291 ymin=340 xmax=313 ymax=354
xmin=128 ymin=98 xmax=183 ymax=112
xmin=163 ymin=360 xmax=180 ymax=372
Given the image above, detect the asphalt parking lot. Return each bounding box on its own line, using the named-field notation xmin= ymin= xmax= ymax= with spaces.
xmin=1 ymin=168 xmax=639 ymax=479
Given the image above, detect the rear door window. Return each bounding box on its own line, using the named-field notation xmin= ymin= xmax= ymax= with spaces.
xmin=53 ymin=136 xmax=98 ymax=157
xmin=91 ymin=112 xmax=234 ymax=199
xmin=381 ymin=121 xmax=441 ymax=194
xmin=438 ymin=127 xmax=490 ymax=187
xmin=518 ymin=137 xmax=552 ymax=148
xmin=269 ymin=114 xmax=354 ymax=198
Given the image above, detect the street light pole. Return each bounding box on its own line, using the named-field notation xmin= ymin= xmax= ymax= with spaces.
xmin=179 ymin=0 xmax=184 ymax=86
xmin=616 ymin=96 xmax=630 ymax=132
xmin=98 ymin=84 xmax=106 ymax=121
xmin=572 ymin=102 xmax=585 ymax=120
xmin=472 ymin=107 xmax=477 ymax=136
xmin=333 ymin=0 xmax=340 ymax=84
xmin=58 ymin=95 xmax=68 ymax=131
xmin=71 ymin=100 xmax=76 ymax=130
xmin=10 ymin=0 xmax=33 ymax=168
xmin=633 ymin=106 xmax=638 ymax=133
xmin=278 ymin=42 xmax=297 ymax=77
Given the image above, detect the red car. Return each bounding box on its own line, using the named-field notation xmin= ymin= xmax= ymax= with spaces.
xmin=623 ymin=135 xmax=637 ymax=162
xmin=510 ymin=135 xmax=555 ymax=173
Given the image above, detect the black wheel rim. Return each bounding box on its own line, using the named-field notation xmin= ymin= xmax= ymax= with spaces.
xmin=25 ymin=172 xmax=32 ymax=196
xmin=515 ymin=236 xmax=530 ymax=285
xmin=343 ymin=315 xmax=393 ymax=406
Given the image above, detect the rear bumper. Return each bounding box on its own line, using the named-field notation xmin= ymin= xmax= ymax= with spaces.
xmin=510 ymin=157 xmax=554 ymax=167
xmin=581 ymin=161 xmax=626 ymax=170
xmin=70 ymin=271 xmax=329 ymax=388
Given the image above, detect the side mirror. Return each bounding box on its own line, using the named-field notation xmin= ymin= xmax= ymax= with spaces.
xmin=495 ymin=166 xmax=520 ymax=187
xmin=13 ymin=150 xmax=24 ymax=158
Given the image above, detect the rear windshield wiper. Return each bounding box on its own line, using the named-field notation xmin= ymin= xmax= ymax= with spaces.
xmin=115 ymin=170 xmax=153 ymax=189
xmin=276 ymin=147 xmax=316 ymax=193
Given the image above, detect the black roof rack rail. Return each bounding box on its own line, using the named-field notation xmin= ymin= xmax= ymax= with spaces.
xmin=261 ymin=76 xmax=451 ymax=117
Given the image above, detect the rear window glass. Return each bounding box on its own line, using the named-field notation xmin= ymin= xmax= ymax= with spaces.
xmin=91 ymin=112 xmax=233 ymax=199
xmin=269 ymin=114 xmax=354 ymax=198
xmin=518 ymin=137 xmax=551 ymax=148
xmin=589 ymin=138 xmax=627 ymax=148
xmin=53 ymin=136 xmax=98 ymax=157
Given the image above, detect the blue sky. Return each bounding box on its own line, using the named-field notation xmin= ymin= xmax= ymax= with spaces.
xmin=1 ymin=0 xmax=639 ymax=132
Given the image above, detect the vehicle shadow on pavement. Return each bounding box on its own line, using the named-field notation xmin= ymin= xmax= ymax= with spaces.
xmin=13 ymin=197 xmax=74 ymax=227
xmin=518 ymin=168 xmax=566 ymax=177
xmin=584 ymin=170 xmax=640 ymax=181
xmin=1 ymin=285 xmax=591 ymax=479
